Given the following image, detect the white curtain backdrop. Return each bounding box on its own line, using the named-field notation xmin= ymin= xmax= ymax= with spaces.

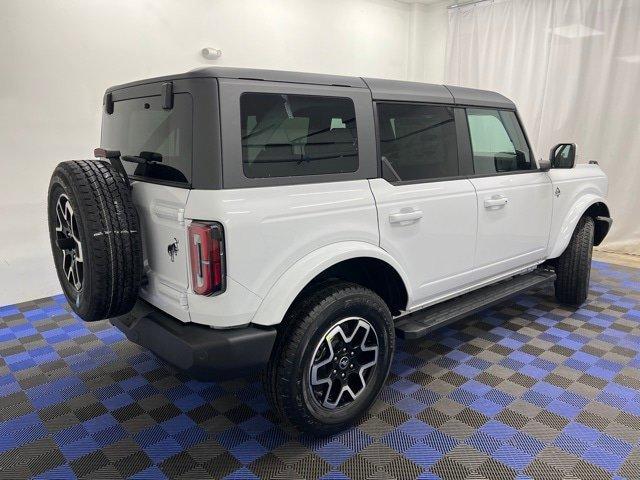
xmin=445 ymin=0 xmax=640 ymax=254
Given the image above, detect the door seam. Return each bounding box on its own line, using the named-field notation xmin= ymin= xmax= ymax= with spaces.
xmin=469 ymin=178 xmax=479 ymax=268
xmin=367 ymin=179 xmax=382 ymax=248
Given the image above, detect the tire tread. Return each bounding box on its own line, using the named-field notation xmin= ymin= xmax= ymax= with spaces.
xmin=48 ymin=160 xmax=142 ymax=321
xmin=263 ymin=280 xmax=394 ymax=435
xmin=555 ymin=215 xmax=594 ymax=306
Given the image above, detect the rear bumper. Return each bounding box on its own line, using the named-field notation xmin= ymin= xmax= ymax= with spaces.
xmin=110 ymin=298 xmax=277 ymax=380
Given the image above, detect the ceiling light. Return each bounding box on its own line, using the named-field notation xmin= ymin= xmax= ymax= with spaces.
xmin=618 ymin=54 xmax=640 ymax=64
xmin=550 ymin=23 xmax=604 ymax=39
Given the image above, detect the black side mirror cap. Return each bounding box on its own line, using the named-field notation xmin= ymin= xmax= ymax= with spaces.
xmin=538 ymin=158 xmax=551 ymax=171
xmin=550 ymin=143 xmax=576 ymax=168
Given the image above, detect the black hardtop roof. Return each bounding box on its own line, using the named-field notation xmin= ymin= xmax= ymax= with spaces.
xmin=106 ymin=66 xmax=515 ymax=109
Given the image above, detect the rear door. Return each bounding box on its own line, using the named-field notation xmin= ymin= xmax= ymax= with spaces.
xmin=464 ymin=108 xmax=552 ymax=279
xmin=369 ymin=103 xmax=478 ymax=309
xmin=100 ymin=87 xmax=194 ymax=321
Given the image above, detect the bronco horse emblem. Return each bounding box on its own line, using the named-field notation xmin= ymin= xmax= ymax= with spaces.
xmin=167 ymin=238 xmax=179 ymax=262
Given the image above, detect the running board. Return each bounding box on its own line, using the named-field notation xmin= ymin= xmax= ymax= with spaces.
xmin=395 ymin=269 xmax=556 ymax=340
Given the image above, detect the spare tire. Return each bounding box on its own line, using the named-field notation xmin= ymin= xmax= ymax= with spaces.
xmin=47 ymin=160 xmax=143 ymax=321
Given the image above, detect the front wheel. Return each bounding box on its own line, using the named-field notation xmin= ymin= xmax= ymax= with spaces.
xmin=554 ymin=216 xmax=594 ymax=306
xmin=263 ymin=281 xmax=395 ymax=435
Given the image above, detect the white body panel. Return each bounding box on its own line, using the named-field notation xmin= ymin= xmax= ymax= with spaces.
xmin=250 ymin=241 xmax=412 ymax=327
xmin=184 ymin=180 xmax=379 ymax=327
xmin=131 ymin=163 xmax=608 ymax=329
xmin=368 ymin=178 xmax=477 ymax=309
xmin=469 ymin=172 xmax=552 ymax=278
xmin=547 ymin=164 xmax=608 ymax=258
xmin=131 ymin=182 xmax=191 ymax=323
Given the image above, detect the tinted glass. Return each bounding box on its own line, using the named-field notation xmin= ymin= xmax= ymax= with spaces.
xmin=240 ymin=93 xmax=358 ymax=178
xmin=554 ymin=144 xmax=574 ymax=168
xmin=101 ymin=94 xmax=193 ymax=184
xmin=377 ymin=103 xmax=458 ymax=182
xmin=467 ymin=109 xmax=532 ymax=174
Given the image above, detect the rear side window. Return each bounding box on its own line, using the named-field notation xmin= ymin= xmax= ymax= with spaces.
xmin=466 ymin=108 xmax=532 ymax=174
xmin=377 ymin=103 xmax=458 ymax=182
xmin=240 ymin=93 xmax=358 ymax=178
xmin=101 ymin=93 xmax=193 ymax=185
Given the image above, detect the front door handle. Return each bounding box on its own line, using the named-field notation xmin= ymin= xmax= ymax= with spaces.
xmin=389 ymin=209 xmax=423 ymax=224
xmin=484 ymin=195 xmax=508 ymax=209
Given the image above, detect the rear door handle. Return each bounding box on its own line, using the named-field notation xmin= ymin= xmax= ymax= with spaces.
xmin=389 ymin=209 xmax=423 ymax=224
xmin=484 ymin=195 xmax=508 ymax=209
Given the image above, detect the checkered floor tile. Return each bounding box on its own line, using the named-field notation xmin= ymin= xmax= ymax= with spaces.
xmin=1 ymin=261 xmax=640 ymax=479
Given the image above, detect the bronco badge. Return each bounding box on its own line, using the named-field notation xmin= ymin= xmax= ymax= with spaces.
xmin=167 ymin=238 xmax=179 ymax=262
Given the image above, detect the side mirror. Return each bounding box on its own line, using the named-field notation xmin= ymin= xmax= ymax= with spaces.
xmin=550 ymin=143 xmax=576 ymax=168
xmin=538 ymin=158 xmax=551 ymax=171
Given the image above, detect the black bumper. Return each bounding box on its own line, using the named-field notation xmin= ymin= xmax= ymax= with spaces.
xmin=110 ymin=299 xmax=277 ymax=380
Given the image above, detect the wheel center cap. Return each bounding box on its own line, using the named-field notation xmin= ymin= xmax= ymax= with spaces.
xmin=338 ymin=356 xmax=350 ymax=370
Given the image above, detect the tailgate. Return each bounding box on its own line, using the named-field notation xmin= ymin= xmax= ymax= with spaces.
xmin=100 ymin=88 xmax=195 ymax=322
xmin=133 ymin=182 xmax=190 ymax=322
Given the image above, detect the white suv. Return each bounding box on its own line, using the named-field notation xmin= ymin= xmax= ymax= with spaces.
xmin=47 ymin=67 xmax=611 ymax=434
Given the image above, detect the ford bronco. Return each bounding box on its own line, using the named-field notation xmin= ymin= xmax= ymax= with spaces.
xmin=47 ymin=67 xmax=611 ymax=434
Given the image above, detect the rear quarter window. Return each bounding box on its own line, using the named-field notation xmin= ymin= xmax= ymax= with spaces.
xmin=101 ymin=93 xmax=193 ymax=185
xmin=240 ymin=93 xmax=358 ymax=178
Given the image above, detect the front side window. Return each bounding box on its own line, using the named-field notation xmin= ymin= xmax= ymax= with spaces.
xmin=466 ymin=108 xmax=532 ymax=174
xmin=377 ymin=103 xmax=458 ymax=182
xmin=240 ymin=93 xmax=358 ymax=178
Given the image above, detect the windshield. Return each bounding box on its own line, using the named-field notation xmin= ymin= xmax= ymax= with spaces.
xmin=101 ymin=93 xmax=193 ymax=185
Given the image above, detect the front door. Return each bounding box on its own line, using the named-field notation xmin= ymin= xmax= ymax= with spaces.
xmin=464 ymin=108 xmax=552 ymax=280
xmin=369 ymin=102 xmax=477 ymax=309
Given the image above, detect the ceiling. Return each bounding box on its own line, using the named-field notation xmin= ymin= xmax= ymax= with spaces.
xmin=397 ymin=0 xmax=457 ymax=6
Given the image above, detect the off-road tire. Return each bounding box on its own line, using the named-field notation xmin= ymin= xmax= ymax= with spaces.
xmin=263 ymin=281 xmax=395 ymax=435
xmin=48 ymin=160 xmax=143 ymax=321
xmin=555 ymin=216 xmax=594 ymax=306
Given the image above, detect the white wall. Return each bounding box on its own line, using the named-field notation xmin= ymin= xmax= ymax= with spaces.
xmin=407 ymin=1 xmax=451 ymax=83
xmin=0 ymin=0 xmax=453 ymax=305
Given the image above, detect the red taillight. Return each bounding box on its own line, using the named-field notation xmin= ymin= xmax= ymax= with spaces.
xmin=188 ymin=222 xmax=225 ymax=296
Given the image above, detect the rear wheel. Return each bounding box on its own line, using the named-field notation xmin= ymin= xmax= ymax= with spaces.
xmin=48 ymin=160 xmax=143 ymax=321
xmin=263 ymin=281 xmax=395 ymax=435
xmin=554 ymin=216 xmax=594 ymax=306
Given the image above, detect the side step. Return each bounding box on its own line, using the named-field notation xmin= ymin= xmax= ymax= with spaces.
xmin=395 ymin=269 xmax=556 ymax=340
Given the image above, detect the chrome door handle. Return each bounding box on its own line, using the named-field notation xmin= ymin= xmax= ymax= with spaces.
xmin=484 ymin=195 xmax=508 ymax=209
xmin=389 ymin=209 xmax=423 ymax=224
